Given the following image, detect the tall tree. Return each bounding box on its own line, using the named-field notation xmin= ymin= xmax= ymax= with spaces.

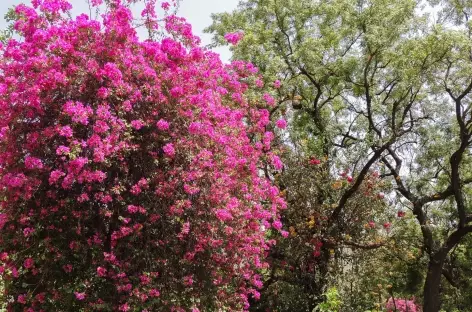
xmin=208 ymin=0 xmax=472 ymax=311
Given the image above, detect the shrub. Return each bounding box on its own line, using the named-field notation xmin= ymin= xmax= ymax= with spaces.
xmin=0 ymin=1 xmax=285 ymax=310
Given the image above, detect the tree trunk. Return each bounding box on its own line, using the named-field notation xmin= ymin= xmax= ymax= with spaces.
xmin=423 ymin=259 xmax=444 ymax=312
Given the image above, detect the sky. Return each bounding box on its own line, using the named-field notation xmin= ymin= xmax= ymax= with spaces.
xmin=0 ymin=0 xmax=239 ymax=62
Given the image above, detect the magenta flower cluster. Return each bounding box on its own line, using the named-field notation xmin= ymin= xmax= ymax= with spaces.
xmin=224 ymin=31 xmax=244 ymax=45
xmin=0 ymin=1 xmax=285 ymax=311
xmin=386 ymin=297 xmax=419 ymax=312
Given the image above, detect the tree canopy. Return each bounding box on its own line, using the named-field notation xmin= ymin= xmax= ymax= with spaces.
xmin=207 ymin=0 xmax=472 ymax=311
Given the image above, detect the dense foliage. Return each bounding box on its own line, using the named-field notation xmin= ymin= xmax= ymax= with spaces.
xmin=2 ymin=0 xmax=472 ymax=311
xmin=207 ymin=0 xmax=472 ymax=311
xmin=0 ymin=1 xmax=286 ymax=311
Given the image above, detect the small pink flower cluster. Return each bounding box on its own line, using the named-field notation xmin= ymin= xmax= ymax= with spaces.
xmin=386 ymin=297 xmax=418 ymax=312
xmin=224 ymin=31 xmax=244 ymax=45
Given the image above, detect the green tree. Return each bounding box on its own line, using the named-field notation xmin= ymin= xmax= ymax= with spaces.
xmin=208 ymin=1 xmax=472 ymax=311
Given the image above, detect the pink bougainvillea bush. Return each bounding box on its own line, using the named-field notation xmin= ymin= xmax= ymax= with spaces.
xmin=386 ymin=297 xmax=419 ymax=312
xmin=0 ymin=1 xmax=285 ymax=311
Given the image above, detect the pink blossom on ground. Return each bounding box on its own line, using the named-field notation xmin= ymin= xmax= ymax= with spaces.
xmin=386 ymin=297 xmax=418 ymax=312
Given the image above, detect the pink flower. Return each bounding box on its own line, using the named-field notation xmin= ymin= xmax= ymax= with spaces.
xmin=347 ymin=176 xmax=353 ymax=183
xmin=170 ymin=86 xmax=184 ymax=97
xmin=131 ymin=120 xmax=144 ymax=130
xmin=93 ymin=120 xmax=109 ymax=133
xmin=156 ymin=119 xmax=169 ymax=131
xmin=149 ymin=289 xmax=160 ymax=297
xmin=0 ymin=214 xmax=8 ymax=230
xmin=33 ymin=0 xmax=72 ymax=13
xmin=398 ymin=211 xmax=406 ymax=218
xmin=263 ymin=93 xmax=275 ymax=106
xmin=368 ymin=221 xmax=376 ymax=229
xmin=63 ymin=264 xmax=73 ymax=273
xmin=63 ymin=101 xmax=92 ymax=125
xmin=271 ymin=154 xmax=283 ymax=170
xmin=309 ymin=158 xmax=321 ymax=165
xmin=183 ymin=275 xmax=194 ymax=286
xmin=17 ymin=294 xmax=26 ymax=304
xmin=273 ymin=80 xmax=281 ymax=89
xmin=184 ymin=184 xmax=200 ymax=195
xmin=56 ymin=145 xmax=70 ymax=155
xmin=59 ymin=125 xmax=73 ymax=137
xmin=97 ymin=87 xmax=109 ymax=99
xmin=23 ymin=258 xmax=34 ymax=269
xmin=224 ymin=31 xmax=244 ymax=45
xmin=161 ymin=2 xmax=170 ymax=10
xmin=97 ymin=266 xmax=107 ymax=277
xmin=49 ymin=170 xmax=65 ymax=184
xmin=188 ymin=122 xmax=202 ymax=135
xmin=23 ymin=227 xmax=34 ymax=237
xmin=127 ymin=205 xmax=139 ymax=214
xmin=77 ymin=193 xmax=90 ymax=202
xmin=386 ymin=297 xmax=418 ymax=312
xmin=140 ymin=274 xmax=151 ymax=285
xmin=103 ymin=62 xmax=122 ymax=81
xmin=272 ymin=220 xmax=282 ymax=230
xmin=103 ymin=252 xmax=116 ymax=263
xmin=0 ymin=126 xmax=8 ymax=141
xmin=216 ymin=209 xmax=233 ymax=221
xmin=275 ymin=119 xmax=287 ymax=129
xmin=383 ymin=222 xmax=391 ymax=230
xmin=163 ymin=143 xmax=175 ymax=157
xmin=74 ymin=292 xmax=86 ymax=300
